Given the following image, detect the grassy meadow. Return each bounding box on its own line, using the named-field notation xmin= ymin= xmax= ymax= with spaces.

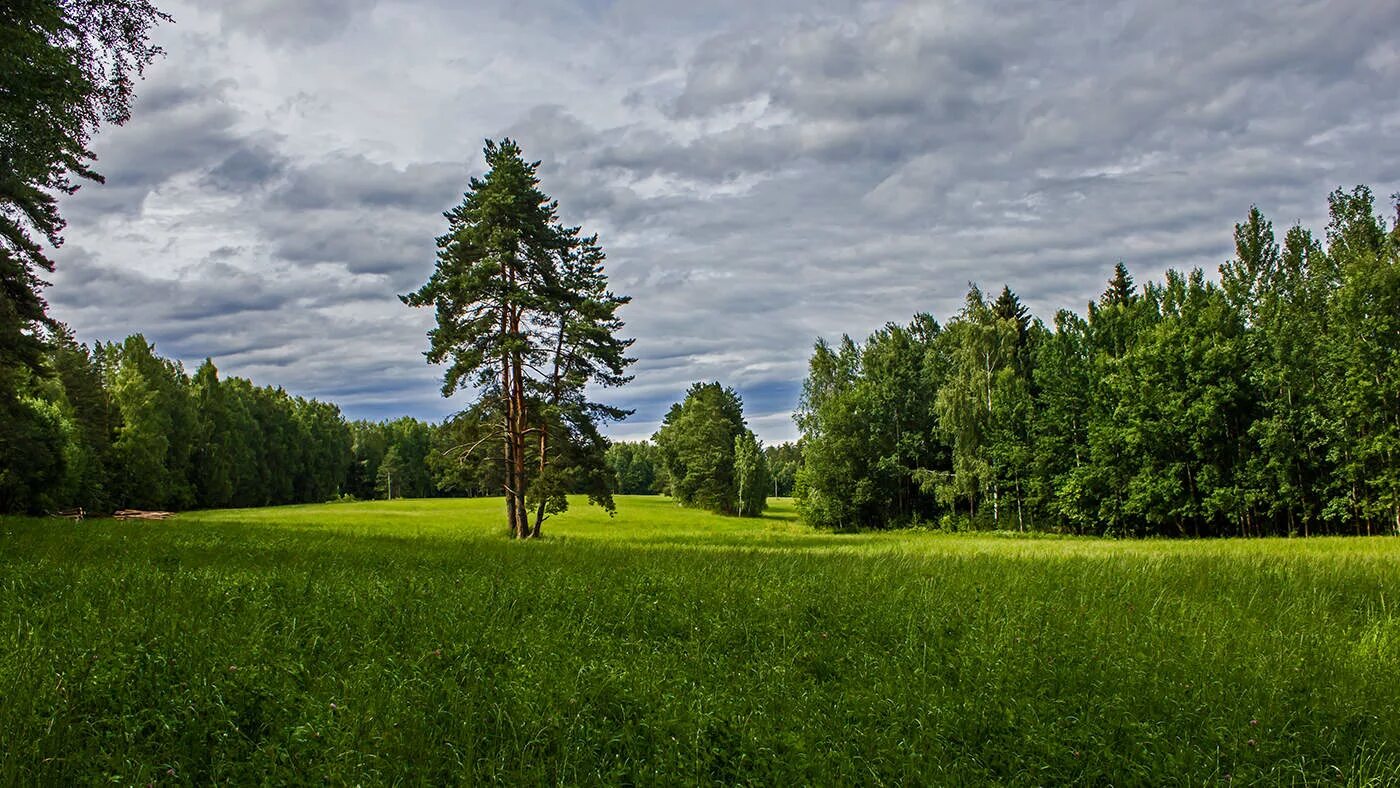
xmin=3 ymin=496 xmax=1400 ymax=784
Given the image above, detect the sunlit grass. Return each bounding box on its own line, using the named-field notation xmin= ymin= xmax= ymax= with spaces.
xmin=2 ymin=496 xmax=1398 ymax=783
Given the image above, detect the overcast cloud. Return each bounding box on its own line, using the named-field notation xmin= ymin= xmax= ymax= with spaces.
xmin=49 ymin=0 xmax=1400 ymax=441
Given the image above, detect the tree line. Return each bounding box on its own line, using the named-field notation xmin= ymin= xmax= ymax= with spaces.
xmin=0 ymin=330 xmax=511 ymax=514
xmin=797 ymin=187 xmax=1400 ymax=537
xmin=604 ymin=382 xmax=802 ymax=516
xmin=605 ymin=436 xmax=799 ymax=500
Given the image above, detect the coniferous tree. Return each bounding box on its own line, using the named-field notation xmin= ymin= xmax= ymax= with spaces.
xmin=402 ymin=139 xmax=633 ymax=537
xmin=1078 ymin=265 xmax=1151 ymax=533
xmin=526 ymin=228 xmax=634 ymax=535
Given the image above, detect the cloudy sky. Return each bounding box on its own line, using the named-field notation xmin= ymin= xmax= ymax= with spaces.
xmin=51 ymin=0 xmax=1400 ymax=442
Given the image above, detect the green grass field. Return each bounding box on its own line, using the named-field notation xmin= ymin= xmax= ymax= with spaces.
xmin=3 ymin=496 xmax=1400 ymax=784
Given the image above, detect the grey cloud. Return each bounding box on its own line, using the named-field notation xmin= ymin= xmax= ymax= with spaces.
xmin=260 ymin=208 xmax=441 ymax=287
xmin=49 ymin=0 xmax=1400 ymax=440
xmin=217 ymin=0 xmax=379 ymax=45
xmin=52 ymin=253 xmax=295 ymax=323
xmin=67 ymin=76 xmax=244 ymax=220
xmin=671 ymin=36 xmax=771 ymax=118
xmin=204 ymin=142 xmax=288 ymax=191
xmin=271 ymin=154 xmax=463 ymax=212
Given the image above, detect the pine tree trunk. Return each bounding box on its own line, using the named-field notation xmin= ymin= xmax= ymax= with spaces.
xmin=532 ymin=429 xmax=548 ymax=538
xmin=511 ymin=345 xmax=530 ymax=539
xmin=502 ymin=355 xmax=517 ymax=537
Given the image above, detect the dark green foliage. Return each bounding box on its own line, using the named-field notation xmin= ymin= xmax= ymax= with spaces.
xmin=796 ymin=317 xmax=950 ymax=529
xmin=935 ymin=289 xmax=1035 ymax=529
xmin=762 ymin=441 xmax=801 ymax=497
xmin=0 ymin=333 xmax=361 ymax=514
xmin=0 ymin=386 xmax=71 ymax=513
xmin=426 ymin=406 xmax=503 ymax=497
xmin=402 ymin=139 xmax=633 ymax=538
xmin=654 ymin=382 xmax=765 ymax=516
xmin=0 ymin=0 xmax=169 ymax=383
xmin=605 ymin=440 xmax=664 ymax=495
xmin=1322 ymin=187 xmax=1400 ymax=533
xmin=798 ymin=186 xmax=1400 ymax=536
xmin=108 ymin=335 xmax=194 ymax=509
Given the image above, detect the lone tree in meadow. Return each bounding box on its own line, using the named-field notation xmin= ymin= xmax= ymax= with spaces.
xmin=403 ymin=139 xmax=633 ymax=538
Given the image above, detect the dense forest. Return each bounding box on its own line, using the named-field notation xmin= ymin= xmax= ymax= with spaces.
xmin=796 ymin=187 xmax=1400 ymax=537
xmin=0 ymin=325 xmax=796 ymax=515
xmin=0 ymin=329 xmax=512 ymax=514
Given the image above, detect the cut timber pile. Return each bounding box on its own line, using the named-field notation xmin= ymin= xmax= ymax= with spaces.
xmin=52 ymin=508 xmax=85 ymax=521
xmin=114 ymin=509 xmax=175 ymax=521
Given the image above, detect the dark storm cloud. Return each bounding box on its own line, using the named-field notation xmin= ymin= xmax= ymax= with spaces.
xmin=48 ymin=0 xmax=1400 ymax=439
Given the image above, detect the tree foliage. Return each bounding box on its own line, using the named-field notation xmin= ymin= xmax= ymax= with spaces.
xmin=403 ymin=139 xmax=633 ymax=538
xmin=0 ymin=332 xmax=363 ymax=514
xmin=605 ymin=440 xmax=665 ymax=495
xmin=797 ymin=186 xmax=1400 ymax=536
xmin=795 ymin=317 xmax=948 ymax=529
xmin=653 ymin=382 xmax=766 ymax=516
xmin=1 ymin=0 xmax=170 ymax=382
xmin=733 ymin=430 xmax=770 ymax=518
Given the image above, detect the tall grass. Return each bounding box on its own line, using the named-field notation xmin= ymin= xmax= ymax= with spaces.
xmin=2 ymin=497 xmax=1398 ymax=783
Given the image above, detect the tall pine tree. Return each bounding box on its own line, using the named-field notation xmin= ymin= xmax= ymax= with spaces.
xmin=403 ymin=139 xmax=633 ymax=538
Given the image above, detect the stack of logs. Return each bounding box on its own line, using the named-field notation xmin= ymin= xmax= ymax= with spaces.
xmin=114 ymin=509 xmax=175 ymax=521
